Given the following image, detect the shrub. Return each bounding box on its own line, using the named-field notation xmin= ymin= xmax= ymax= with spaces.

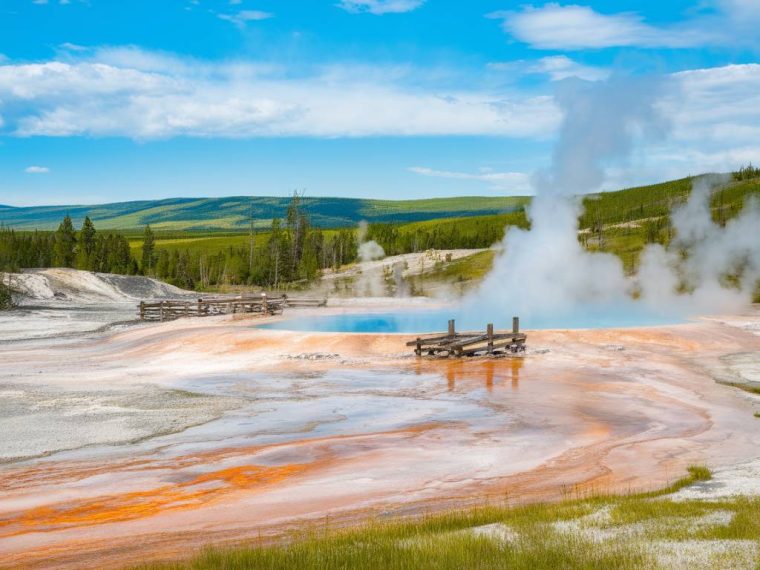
xmin=0 ymin=278 xmax=15 ymax=310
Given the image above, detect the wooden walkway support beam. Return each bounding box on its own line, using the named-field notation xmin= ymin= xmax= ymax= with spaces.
xmin=407 ymin=317 xmax=526 ymax=358
xmin=137 ymin=294 xmax=327 ymax=322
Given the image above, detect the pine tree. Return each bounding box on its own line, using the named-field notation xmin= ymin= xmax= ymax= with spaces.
xmin=141 ymin=225 xmax=156 ymax=275
xmin=77 ymin=216 xmax=97 ymax=270
xmin=53 ymin=215 xmax=77 ymax=267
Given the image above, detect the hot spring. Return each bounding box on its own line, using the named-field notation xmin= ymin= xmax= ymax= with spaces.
xmin=259 ymin=304 xmax=683 ymax=333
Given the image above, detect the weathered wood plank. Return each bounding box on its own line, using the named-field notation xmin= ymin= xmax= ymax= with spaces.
xmin=408 ymin=318 xmax=526 ymax=358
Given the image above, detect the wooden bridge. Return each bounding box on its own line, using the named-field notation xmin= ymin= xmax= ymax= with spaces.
xmin=138 ymin=293 xmax=326 ymax=322
xmin=407 ymin=317 xmax=526 ymax=357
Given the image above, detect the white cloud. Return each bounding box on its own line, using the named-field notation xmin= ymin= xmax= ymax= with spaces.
xmin=338 ymin=0 xmax=425 ymax=15
xmin=665 ymin=64 xmax=760 ymax=146
xmin=24 ymin=166 xmax=50 ymax=174
xmin=59 ymin=42 xmax=87 ymax=52
xmin=489 ymin=55 xmax=609 ymax=81
xmin=32 ymin=0 xmax=76 ymax=6
xmin=488 ymin=2 xmax=760 ymax=51
xmin=0 ymin=50 xmax=559 ymax=139
xmin=489 ymin=4 xmax=710 ymax=50
xmin=218 ymin=9 xmax=273 ymax=27
xmin=419 ymin=62 xmax=760 ymax=193
xmin=531 ymin=55 xmax=609 ymax=81
xmin=1 ymin=47 xmax=759 ymax=193
xmin=409 ymin=166 xmax=533 ymax=193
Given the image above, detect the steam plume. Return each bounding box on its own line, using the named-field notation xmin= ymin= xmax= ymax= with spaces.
xmin=356 ymin=220 xmax=387 ymax=296
xmin=470 ymin=75 xmax=760 ymax=324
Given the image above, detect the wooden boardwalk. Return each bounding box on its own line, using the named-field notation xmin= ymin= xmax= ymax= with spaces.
xmin=407 ymin=317 xmax=526 ymax=357
xmin=138 ymin=294 xmax=326 ymax=322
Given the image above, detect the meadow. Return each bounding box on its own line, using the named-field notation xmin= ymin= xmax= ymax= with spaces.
xmin=136 ymin=467 xmax=760 ymax=570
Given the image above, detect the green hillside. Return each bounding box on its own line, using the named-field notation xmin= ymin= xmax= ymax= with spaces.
xmin=0 ymin=196 xmax=528 ymax=231
xmin=4 ymin=173 xmax=755 ymax=234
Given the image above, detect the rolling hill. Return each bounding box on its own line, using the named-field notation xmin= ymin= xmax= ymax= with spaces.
xmin=3 ymin=174 xmax=757 ymax=234
xmin=0 ymin=196 xmax=529 ymax=231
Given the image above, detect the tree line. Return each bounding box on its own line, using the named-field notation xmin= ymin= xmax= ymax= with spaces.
xmin=732 ymin=164 xmax=760 ymax=181
xmin=0 ymin=217 xmax=136 ymax=275
xmin=140 ymin=194 xmax=360 ymax=289
xmin=0 ymin=192 xmax=531 ymax=295
xmin=366 ymin=212 xmax=527 ymax=256
xmin=0 ymin=194 xmax=361 ymax=291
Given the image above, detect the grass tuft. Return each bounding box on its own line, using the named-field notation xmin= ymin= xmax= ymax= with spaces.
xmin=686 ymin=465 xmax=713 ymax=483
xmin=638 ymin=465 xmax=712 ymax=498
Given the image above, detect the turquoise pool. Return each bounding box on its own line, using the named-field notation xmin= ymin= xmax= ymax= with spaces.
xmin=258 ymin=305 xmax=682 ymax=333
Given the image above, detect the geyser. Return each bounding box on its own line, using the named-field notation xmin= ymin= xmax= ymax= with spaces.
xmin=469 ymin=75 xmax=760 ymax=323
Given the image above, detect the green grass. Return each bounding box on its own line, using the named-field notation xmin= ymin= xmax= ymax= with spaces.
xmin=364 ymin=196 xmax=528 ymax=215
xmin=754 ymin=412 xmax=760 ymax=418
xmin=580 ymin=176 xmax=694 ymax=228
xmin=128 ymin=234 xmax=263 ymax=256
xmin=397 ymin=211 xmax=527 ymax=235
xmin=580 ymin=176 xmax=760 ymax=230
xmin=412 ymin=250 xmax=495 ymax=285
xmin=710 ymin=178 xmax=760 ymax=224
xmin=719 ymin=381 xmax=760 ymax=396
xmin=127 ymin=230 xmax=346 ymax=257
xmin=130 ymin=465 xmax=760 ymax=570
xmin=139 ymin=530 xmax=645 ymax=570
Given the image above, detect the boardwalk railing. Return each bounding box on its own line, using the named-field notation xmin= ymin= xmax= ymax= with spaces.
xmin=406 ymin=317 xmax=526 ymax=357
xmin=138 ymin=294 xmax=326 ymax=322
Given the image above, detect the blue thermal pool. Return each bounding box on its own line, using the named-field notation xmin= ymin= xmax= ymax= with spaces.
xmin=258 ymin=306 xmax=683 ymax=333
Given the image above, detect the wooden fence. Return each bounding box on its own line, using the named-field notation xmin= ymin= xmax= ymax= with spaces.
xmin=138 ymin=294 xmax=326 ymax=322
xmin=407 ymin=317 xmax=526 ymax=357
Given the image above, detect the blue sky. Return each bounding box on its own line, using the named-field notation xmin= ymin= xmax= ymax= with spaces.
xmin=1 ymin=0 xmax=759 ymax=205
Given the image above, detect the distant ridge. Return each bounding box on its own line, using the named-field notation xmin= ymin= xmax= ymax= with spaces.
xmin=0 ymin=195 xmax=529 ymax=231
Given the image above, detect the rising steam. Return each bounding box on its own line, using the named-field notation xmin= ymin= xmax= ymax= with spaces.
xmin=638 ymin=174 xmax=760 ymax=313
xmin=356 ymin=220 xmax=387 ymax=296
xmin=470 ymin=75 xmax=760 ymax=323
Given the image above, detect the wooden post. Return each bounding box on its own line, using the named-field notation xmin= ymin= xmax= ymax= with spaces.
xmin=512 ymin=316 xmax=520 ymax=334
xmin=261 ymin=292 xmax=268 ymax=315
xmin=448 ymin=319 xmax=455 ymax=338
xmin=159 ymin=301 xmax=164 ymax=322
xmin=487 ymin=323 xmax=494 ymax=354
xmin=139 ymin=301 xmax=145 ymax=320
